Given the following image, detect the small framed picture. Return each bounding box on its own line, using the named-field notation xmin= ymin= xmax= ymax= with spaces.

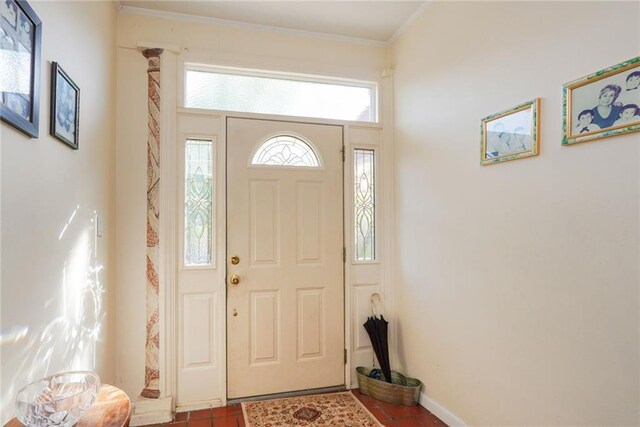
xmin=480 ymin=98 xmax=540 ymax=166
xmin=0 ymin=0 xmax=41 ymax=137
xmin=50 ymin=62 xmax=80 ymax=149
xmin=562 ymin=56 xmax=640 ymax=145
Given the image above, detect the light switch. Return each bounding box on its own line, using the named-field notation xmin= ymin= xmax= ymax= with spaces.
xmin=96 ymin=214 xmax=104 ymax=237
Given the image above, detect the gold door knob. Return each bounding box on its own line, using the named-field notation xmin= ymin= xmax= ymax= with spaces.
xmin=230 ymin=255 xmax=240 ymax=265
xmin=232 ymin=309 xmax=238 ymax=317
xmin=229 ymin=274 xmax=240 ymax=285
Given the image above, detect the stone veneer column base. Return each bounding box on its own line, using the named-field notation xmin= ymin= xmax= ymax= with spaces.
xmin=130 ymin=396 xmax=173 ymax=426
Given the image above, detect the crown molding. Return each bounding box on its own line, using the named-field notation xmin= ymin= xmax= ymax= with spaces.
xmin=113 ymin=0 xmax=123 ymax=13
xmin=388 ymin=1 xmax=429 ymax=45
xmin=118 ymin=6 xmax=389 ymax=48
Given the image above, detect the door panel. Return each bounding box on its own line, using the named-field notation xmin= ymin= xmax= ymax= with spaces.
xmin=250 ymin=290 xmax=280 ymax=364
xmin=183 ymin=294 xmax=216 ymax=366
xmin=250 ymin=180 xmax=279 ymax=264
xmin=297 ymin=182 xmax=323 ymax=263
xmin=227 ymin=118 xmax=344 ymax=399
xmin=297 ymin=288 xmax=325 ymax=359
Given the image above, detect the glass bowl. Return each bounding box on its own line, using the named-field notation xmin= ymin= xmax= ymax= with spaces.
xmin=15 ymin=371 xmax=100 ymax=427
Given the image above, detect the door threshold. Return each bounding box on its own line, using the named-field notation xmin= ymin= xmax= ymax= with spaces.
xmin=227 ymin=385 xmax=347 ymax=405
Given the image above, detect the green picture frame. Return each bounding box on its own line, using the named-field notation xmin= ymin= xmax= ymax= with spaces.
xmin=562 ymin=56 xmax=640 ymax=145
xmin=480 ymin=99 xmax=540 ymax=166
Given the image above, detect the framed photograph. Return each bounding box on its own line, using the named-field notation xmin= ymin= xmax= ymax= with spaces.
xmin=50 ymin=62 xmax=79 ymax=149
xmin=562 ymin=56 xmax=640 ymax=145
xmin=480 ymin=98 xmax=540 ymax=166
xmin=0 ymin=0 xmax=41 ymax=137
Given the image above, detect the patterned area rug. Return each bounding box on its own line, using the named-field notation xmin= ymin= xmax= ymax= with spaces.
xmin=241 ymin=391 xmax=384 ymax=426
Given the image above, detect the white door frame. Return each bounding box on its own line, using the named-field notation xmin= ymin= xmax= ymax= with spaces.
xmin=161 ymin=72 xmax=395 ymax=411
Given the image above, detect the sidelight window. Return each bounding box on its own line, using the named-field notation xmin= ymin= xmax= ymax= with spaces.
xmin=184 ymin=139 xmax=214 ymax=266
xmin=353 ymin=149 xmax=375 ymax=262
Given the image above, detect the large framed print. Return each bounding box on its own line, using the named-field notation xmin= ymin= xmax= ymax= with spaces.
xmin=562 ymin=56 xmax=640 ymax=145
xmin=0 ymin=0 xmax=41 ymax=137
xmin=50 ymin=62 xmax=79 ymax=149
xmin=480 ymin=99 xmax=540 ymax=166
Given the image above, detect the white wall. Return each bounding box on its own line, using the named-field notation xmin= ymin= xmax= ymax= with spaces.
xmin=0 ymin=1 xmax=116 ymax=423
xmin=114 ymin=45 xmax=147 ymax=401
xmin=116 ymin=11 xmax=386 ymax=82
xmin=391 ymin=1 xmax=639 ymax=425
xmin=114 ymin=11 xmax=387 ymax=401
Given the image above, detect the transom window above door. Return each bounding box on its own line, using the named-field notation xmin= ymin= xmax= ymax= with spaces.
xmin=184 ymin=65 xmax=378 ymax=122
xmin=251 ymin=134 xmax=321 ymax=168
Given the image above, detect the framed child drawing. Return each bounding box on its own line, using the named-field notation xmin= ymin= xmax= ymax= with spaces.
xmin=562 ymin=56 xmax=640 ymax=145
xmin=480 ymin=98 xmax=540 ymax=166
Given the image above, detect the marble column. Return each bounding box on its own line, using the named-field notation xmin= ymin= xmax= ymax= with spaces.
xmin=141 ymin=48 xmax=163 ymax=399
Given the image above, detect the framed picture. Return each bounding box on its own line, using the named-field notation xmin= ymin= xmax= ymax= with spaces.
xmin=562 ymin=56 xmax=640 ymax=145
xmin=480 ymin=98 xmax=540 ymax=166
xmin=50 ymin=62 xmax=79 ymax=149
xmin=0 ymin=0 xmax=41 ymax=137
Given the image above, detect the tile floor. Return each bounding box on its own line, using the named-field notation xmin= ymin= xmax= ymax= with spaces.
xmin=148 ymin=390 xmax=447 ymax=427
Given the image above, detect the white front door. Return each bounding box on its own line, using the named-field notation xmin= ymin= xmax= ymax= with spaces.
xmin=226 ymin=117 xmax=344 ymax=399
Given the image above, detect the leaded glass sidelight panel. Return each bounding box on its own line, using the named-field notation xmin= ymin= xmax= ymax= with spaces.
xmin=252 ymin=135 xmax=320 ymax=167
xmin=354 ymin=149 xmax=375 ymax=261
xmin=184 ymin=139 xmax=214 ymax=266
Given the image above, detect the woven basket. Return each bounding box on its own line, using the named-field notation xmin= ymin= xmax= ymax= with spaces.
xmin=356 ymin=366 xmax=422 ymax=406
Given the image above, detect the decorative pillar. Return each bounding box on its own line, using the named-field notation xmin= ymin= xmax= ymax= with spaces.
xmin=141 ymin=48 xmax=163 ymax=399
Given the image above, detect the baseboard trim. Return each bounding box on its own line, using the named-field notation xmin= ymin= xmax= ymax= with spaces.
xmin=130 ymin=395 xmax=173 ymax=426
xmin=419 ymin=391 xmax=468 ymax=427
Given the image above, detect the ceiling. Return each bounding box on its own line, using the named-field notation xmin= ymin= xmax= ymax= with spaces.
xmin=117 ymin=1 xmax=426 ymax=44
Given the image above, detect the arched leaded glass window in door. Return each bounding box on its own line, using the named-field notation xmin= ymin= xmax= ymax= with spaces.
xmin=251 ymin=134 xmax=320 ymax=167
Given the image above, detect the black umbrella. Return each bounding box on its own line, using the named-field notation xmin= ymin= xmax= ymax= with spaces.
xmin=363 ymin=313 xmax=392 ymax=383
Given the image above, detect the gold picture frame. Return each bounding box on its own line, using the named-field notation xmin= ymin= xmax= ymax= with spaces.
xmin=480 ymin=98 xmax=540 ymax=166
xmin=562 ymin=56 xmax=640 ymax=145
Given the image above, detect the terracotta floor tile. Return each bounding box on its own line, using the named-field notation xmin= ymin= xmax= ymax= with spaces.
xmin=382 ymin=404 xmax=427 ymax=419
xmin=415 ymin=413 xmax=446 ymax=427
xmin=189 ymin=409 xmax=213 ymax=420
xmin=212 ymin=415 xmax=242 ymax=427
xmin=366 ymin=405 xmax=391 ymax=423
xmin=212 ymin=405 xmax=242 ymax=418
xmin=385 ymin=419 xmax=426 ymax=427
xmin=187 ymin=419 xmax=212 ymax=427
xmin=174 ymin=412 xmax=189 ymax=421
